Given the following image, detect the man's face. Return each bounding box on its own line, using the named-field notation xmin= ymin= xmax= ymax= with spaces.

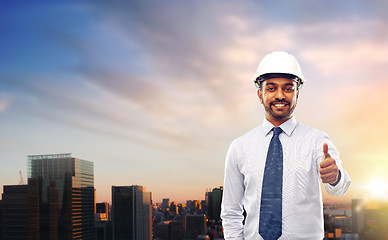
xmin=258 ymin=78 xmax=299 ymax=125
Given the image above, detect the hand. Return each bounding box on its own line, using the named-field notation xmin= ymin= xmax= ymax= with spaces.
xmin=319 ymin=143 xmax=339 ymax=184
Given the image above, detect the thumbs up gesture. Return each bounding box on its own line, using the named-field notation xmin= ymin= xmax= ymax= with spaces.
xmin=319 ymin=143 xmax=339 ymax=185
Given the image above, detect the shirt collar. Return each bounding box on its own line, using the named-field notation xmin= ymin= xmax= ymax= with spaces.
xmin=262 ymin=116 xmax=298 ymax=137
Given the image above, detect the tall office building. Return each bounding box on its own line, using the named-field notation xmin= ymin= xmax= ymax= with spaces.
xmin=205 ymin=187 xmax=224 ymax=221
xmin=364 ymin=208 xmax=388 ymax=239
xmin=162 ymin=198 xmax=170 ymax=210
xmin=211 ymin=187 xmax=223 ymax=221
xmin=96 ymin=202 xmax=110 ymax=221
xmin=351 ymin=199 xmax=364 ymax=234
xmin=169 ymin=201 xmax=177 ymax=214
xmin=0 ymin=199 xmax=3 ymax=240
xmin=205 ymin=190 xmax=213 ymax=219
xmin=183 ymin=214 xmax=207 ymax=239
xmin=2 ymin=185 xmax=29 ymax=239
xmin=112 ymin=185 xmax=152 ymax=240
xmin=28 ymin=153 xmax=95 ymax=239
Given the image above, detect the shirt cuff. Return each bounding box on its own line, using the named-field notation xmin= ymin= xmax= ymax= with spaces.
xmin=329 ymin=170 xmax=341 ymax=186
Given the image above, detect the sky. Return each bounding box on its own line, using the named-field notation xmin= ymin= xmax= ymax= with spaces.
xmin=1 ymin=1 xmax=388 ymax=204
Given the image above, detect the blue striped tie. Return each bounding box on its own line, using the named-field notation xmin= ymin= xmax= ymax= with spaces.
xmin=259 ymin=127 xmax=283 ymax=240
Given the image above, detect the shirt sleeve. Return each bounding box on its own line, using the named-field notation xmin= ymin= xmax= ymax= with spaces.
xmin=221 ymin=140 xmax=245 ymax=239
xmin=315 ymin=133 xmax=351 ymax=196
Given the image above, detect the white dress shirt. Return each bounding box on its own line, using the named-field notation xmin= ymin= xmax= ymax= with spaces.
xmin=221 ymin=117 xmax=351 ymax=240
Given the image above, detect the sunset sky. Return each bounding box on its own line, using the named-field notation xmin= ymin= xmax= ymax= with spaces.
xmin=1 ymin=1 xmax=388 ymax=204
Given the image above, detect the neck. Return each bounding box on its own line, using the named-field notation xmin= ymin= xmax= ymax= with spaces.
xmin=266 ymin=116 xmax=292 ymax=127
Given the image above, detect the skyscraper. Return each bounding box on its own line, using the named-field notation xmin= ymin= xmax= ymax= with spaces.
xmin=205 ymin=190 xmax=213 ymax=219
xmin=111 ymin=185 xmax=152 ymax=240
xmin=352 ymin=199 xmax=364 ymax=235
xmin=2 ymin=185 xmax=29 ymax=239
xmin=28 ymin=153 xmax=95 ymax=239
xmin=0 ymin=199 xmax=3 ymax=240
xmin=162 ymin=198 xmax=170 ymax=211
xmin=211 ymin=187 xmax=223 ymax=221
xmin=96 ymin=202 xmax=110 ymax=221
xmin=183 ymin=214 xmax=207 ymax=239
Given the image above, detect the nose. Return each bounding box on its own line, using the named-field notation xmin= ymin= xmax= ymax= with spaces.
xmin=274 ymin=88 xmax=285 ymax=100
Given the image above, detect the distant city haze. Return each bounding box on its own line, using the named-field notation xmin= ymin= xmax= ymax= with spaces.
xmin=1 ymin=1 xmax=388 ymax=205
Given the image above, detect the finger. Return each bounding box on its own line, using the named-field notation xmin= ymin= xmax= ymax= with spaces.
xmin=320 ymin=167 xmax=339 ymax=184
xmin=320 ymin=170 xmax=338 ymax=179
xmin=320 ymin=158 xmax=336 ymax=169
xmin=322 ymin=143 xmax=331 ymax=159
xmin=320 ymin=164 xmax=337 ymax=175
xmin=321 ymin=171 xmax=337 ymax=178
xmin=321 ymin=176 xmax=337 ymax=184
xmin=320 ymin=167 xmax=331 ymax=175
xmin=321 ymin=174 xmax=337 ymax=184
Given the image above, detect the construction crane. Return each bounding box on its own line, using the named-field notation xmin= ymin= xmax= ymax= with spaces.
xmin=19 ymin=170 xmax=25 ymax=185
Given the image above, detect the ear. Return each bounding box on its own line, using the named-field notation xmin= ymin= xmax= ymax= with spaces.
xmin=258 ymin=89 xmax=263 ymax=104
xmin=296 ymin=90 xmax=299 ymax=99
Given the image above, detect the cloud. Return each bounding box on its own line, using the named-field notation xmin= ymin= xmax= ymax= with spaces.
xmin=43 ymin=3 xmax=260 ymax=143
xmin=0 ymin=95 xmax=10 ymax=113
xmin=325 ymin=82 xmax=388 ymax=198
xmin=3 ymin=1 xmax=388 ymax=203
xmin=299 ymin=19 xmax=388 ymax=81
xmin=4 ymin=1 xmax=388 ymax=154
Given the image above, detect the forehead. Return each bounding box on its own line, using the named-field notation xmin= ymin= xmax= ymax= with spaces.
xmin=262 ymin=78 xmax=296 ymax=86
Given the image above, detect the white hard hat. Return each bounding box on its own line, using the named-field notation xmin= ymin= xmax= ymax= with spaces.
xmin=252 ymin=51 xmax=305 ymax=89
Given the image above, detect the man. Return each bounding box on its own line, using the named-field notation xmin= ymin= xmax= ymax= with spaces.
xmin=220 ymin=51 xmax=351 ymax=240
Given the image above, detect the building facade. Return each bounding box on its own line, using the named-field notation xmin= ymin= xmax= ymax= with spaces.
xmin=211 ymin=187 xmax=223 ymax=221
xmin=205 ymin=187 xmax=223 ymax=221
xmin=183 ymin=214 xmax=207 ymax=239
xmin=112 ymin=185 xmax=152 ymax=240
xmin=352 ymin=199 xmax=364 ymax=235
xmin=28 ymin=153 xmax=95 ymax=239
xmin=96 ymin=202 xmax=110 ymax=221
xmin=2 ymin=185 xmax=29 ymax=239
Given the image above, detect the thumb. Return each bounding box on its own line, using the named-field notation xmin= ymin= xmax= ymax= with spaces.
xmin=322 ymin=143 xmax=331 ymax=160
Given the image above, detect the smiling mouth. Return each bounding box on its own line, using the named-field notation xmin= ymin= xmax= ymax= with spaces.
xmin=271 ymin=102 xmax=289 ymax=108
xmin=273 ymin=103 xmax=287 ymax=107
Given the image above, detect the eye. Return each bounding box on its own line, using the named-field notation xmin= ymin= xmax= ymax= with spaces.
xmin=284 ymin=87 xmax=295 ymax=92
xmin=266 ymin=87 xmax=275 ymax=91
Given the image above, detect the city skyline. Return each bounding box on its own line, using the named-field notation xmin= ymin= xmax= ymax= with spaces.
xmin=1 ymin=1 xmax=388 ymax=204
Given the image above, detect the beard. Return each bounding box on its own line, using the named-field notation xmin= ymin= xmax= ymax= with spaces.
xmin=264 ymin=99 xmax=297 ymax=120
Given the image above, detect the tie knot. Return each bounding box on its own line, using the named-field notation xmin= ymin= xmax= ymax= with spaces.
xmin=273 ymin=127 xmax=282 ymax=136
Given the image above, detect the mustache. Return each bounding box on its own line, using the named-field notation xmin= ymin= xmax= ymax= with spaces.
xmin=270 ymin=99 xmax=290 ymax=105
